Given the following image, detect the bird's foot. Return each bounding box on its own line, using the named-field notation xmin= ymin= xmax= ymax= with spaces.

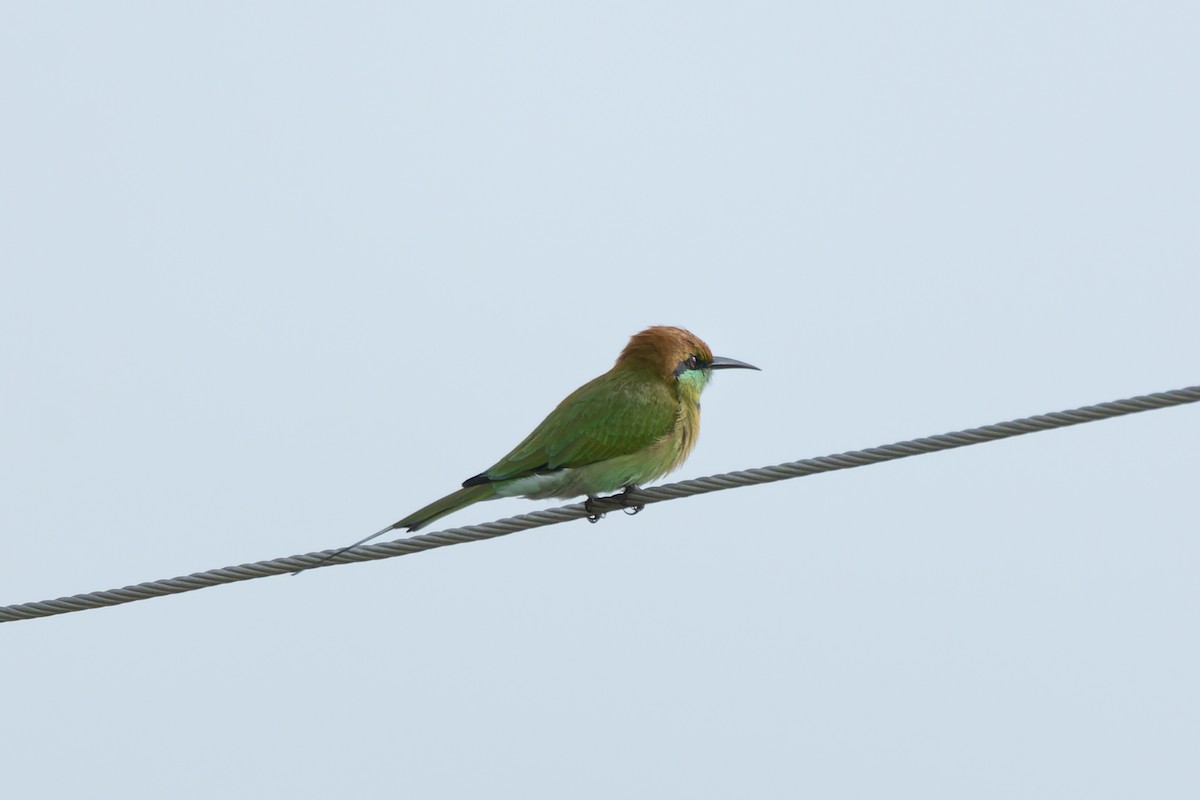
xmin=620 ymin=485 xmax=645 ymax=516
xmin=584 ymin=495 xmax=605 ymax=524
xmin=584 ymin=487 xmax=644 ymax=522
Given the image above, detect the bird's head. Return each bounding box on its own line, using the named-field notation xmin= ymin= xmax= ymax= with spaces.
xmin=616 ymin=326 xmax=760 ymax=399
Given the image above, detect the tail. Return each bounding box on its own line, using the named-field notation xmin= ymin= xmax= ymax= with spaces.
xmin=291 ymin=483 xmax=497 ymax=575
xmin=392 ymin=482 xmax=497 ymax=532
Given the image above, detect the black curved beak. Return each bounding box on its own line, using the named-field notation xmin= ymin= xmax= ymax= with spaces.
xmin=708 ymin=356 xmax=760 ymax=371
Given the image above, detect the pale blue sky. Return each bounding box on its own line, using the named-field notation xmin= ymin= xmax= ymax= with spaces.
xmin=3 ymin=3 xmax=1198 ymax=798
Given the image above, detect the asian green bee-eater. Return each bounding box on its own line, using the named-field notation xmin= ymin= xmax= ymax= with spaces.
xmin=305 ymin=326 xmax=758 ymax=570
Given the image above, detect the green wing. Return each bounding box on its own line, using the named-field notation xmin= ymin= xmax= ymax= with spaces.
xmin=470 ymin=370 xmax=678 ymax=484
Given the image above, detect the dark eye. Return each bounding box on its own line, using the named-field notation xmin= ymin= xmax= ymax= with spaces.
xmin=686 ymin=355 xmax=699 ymax=369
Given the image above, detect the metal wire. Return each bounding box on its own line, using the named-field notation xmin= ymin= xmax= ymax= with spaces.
xmin=3 ymin=384 xmax=1197 ymax=624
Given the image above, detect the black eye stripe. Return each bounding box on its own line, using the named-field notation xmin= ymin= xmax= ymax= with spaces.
xmin=673 ymin=355 xmax=710 ymax=376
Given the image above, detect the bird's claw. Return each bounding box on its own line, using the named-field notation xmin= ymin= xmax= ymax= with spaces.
xmin=584 ymin=496 xmax=605 ymax=524
xmin=620 ymin=485 xmax=645 ymax=516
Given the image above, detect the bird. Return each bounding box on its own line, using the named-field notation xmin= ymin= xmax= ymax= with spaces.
xmin=297 ymin=326 xmax=758 ymax=573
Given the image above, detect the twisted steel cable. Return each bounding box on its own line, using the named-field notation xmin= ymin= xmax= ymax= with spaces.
xmin=3 ymin=384 xmax=1197 ymax=624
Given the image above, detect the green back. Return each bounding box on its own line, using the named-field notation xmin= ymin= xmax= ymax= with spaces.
xmin=479 ymin=366 xmax=678 ymax=482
